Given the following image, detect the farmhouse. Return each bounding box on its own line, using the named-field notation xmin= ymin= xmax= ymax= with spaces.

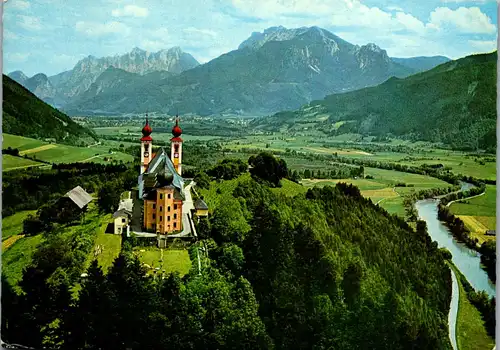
xmin=65 ymin=186 xmax=93 ymax=210
xmin=137 ymin=116 xmax=185 ymax=235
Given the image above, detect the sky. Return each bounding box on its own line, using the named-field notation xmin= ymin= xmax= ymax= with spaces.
xmin=2 ymin=0 xmax=498 ymax=76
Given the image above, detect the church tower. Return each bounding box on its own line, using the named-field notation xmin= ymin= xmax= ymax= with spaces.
xmin=170 ymin=116 xmax=183 ymax=175
xmin=140 ymin=115 xmax=153 ymax=174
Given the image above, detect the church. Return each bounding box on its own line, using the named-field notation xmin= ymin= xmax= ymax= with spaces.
xmin=138 ymin=116 xmax=185 ymax=235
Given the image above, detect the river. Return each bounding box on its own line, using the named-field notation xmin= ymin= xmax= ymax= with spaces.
xmin=415 ymin=183 xmax=495 ymax=350
xmin=415 ymin=199 xmax=496 ymax=297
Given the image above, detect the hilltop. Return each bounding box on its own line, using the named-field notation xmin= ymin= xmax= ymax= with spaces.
xmin=2 ymin=75 xmax=97 ymax=144
xmin=255 ymin=52 xmax=497 ymax=151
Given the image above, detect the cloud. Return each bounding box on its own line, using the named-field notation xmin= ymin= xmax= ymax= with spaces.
xmin=387 ymin=6 xmax=404 ymax=12
xmin=6 ymin=52 xmax=31 ymax=62
xmin=148 ymin=27 xmax=169 ymax=39
xmin=183 ymin=27 xmax=217 ymax=38
xmin=75 ymin=21 xmax=130 ymax=36
xmin=141 ymin=39 xmax=170 ymax=51
xmin=468 ymin=39 xmax=497 ymax=51
xmin=429 ymin=7 xmax=497 ymax=34
xmin=7 ymin=0 xmax=30 ymax=10
xmin=111 ymin=5 xmax=149 ymax=18
xmin=4 ymin=29 xmax=19 ymax=40
xmin=16 ymin=15 xmax=42 ymax=30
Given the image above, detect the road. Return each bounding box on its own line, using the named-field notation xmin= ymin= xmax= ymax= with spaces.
xmin=446 ymin=191 xmax=485 ymax=207
xmin=448 ymin=266 xmax=459 ymax=350
xmin=170 ymin=181 xmax=196 ymax=237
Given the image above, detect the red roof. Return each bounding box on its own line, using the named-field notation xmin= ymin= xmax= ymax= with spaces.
xmin=170 ymin=136 xmax=183 ymax=142
xmin=141 ymin=135 xmax=153 ymax=141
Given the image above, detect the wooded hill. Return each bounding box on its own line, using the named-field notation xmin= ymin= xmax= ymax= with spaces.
xmin=2 ymin=75 xmax=97 ymax=144
xmin=2 ymin=156 xmax=455 ymax=349
xmin=257 ymin=52 xmax=497 ymax=152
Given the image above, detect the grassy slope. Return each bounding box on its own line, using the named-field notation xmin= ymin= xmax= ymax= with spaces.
xmin=2 ymin=210 xmax=36 ymax=241
xmin=83 ymin=215 xmax=121 ymax=274
xmin=2 ymin=204 xmax=111 ymax=290
xmin=134 ymin=248 xmax=191 ymax=276
xmin=2 ymin=234 xmax=44 ymax=290
xmin=449 ymin=264 xmax=495 ymax=350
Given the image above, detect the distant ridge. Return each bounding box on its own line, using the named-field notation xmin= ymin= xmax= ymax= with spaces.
xmin=2 ymin=74 xmax=97 ymax=144
xmin=255 ymin=52 xmax=497 ymax=151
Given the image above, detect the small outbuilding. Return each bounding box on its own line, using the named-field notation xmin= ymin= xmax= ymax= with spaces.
xmin=112 ymin=198 xmax=133 ymax=235
xmin=194 ymin=198 xmax=209 ymax=218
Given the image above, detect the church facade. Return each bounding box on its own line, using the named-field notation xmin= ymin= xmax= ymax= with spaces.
xmin=138 ymin=116 xmax=185 ymax=235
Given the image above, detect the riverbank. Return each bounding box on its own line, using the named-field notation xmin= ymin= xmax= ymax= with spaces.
xmin=448 ymin=262 xmax=495 ymax=350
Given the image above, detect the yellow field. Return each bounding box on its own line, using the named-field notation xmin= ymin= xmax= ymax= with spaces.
xmin=2 ymin=234 xmax=25 ymax=251
xmin=458 ymin=215 xmax=496 ymax=245
xmin=361 ymin=187 xmax=398 ymax=199
xmin=304 ymin=147 xmax=373 ymax=156
xmin=19 ymin=144 xmax=58 ymax=155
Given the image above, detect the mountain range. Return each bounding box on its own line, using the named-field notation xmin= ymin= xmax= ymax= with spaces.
xmin=9 ymin=26 xmax=450 ymax=116
xmin=2 ymin=75 xmax=96 ymax=144
xmin=8 ymin=47 xmax=199 ymax=108
xmin=254 ymin=52 xmax=497 ymax=151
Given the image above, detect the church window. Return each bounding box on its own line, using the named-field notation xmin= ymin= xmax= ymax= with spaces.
xmin=153 ymin=214 xmax=156 ymax=219
xmin=174 ymin=214 xmax=177 ymax=219
xmin=152 ymin=204 xmax=156 ymax=209
xmin=160 ymin=194 xmax=163 ymax=199
xmin=160 ymin=216 xmax=162 ymax=222
xmin=122 ymin=218 xmax=126 ymax=223
xmin=168 ymin=206 xmax=171 ymax=212
xmin=168 ymin=193 xmax=171 ymax=199
xmin=174 ymin=204 xmax=177 ymax=210
xmin=174 ymin=144 xmax=179 ymax=152
xmin=174 ymin=223 xmax=177 ymax=228
xmin=167 ymin=216 xmax=171 ymax=221
xmin=144 ymin=144 xmax=149 ymax=151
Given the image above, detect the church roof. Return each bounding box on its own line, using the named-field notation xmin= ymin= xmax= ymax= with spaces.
xmin=64 ymin=186 xmax=93 ymax=209
xmin=144 ymin=147 xmax=184 ymax=200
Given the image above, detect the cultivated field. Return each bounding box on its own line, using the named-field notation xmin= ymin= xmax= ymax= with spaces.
xmin=3 ymin=154 xmax=44 ymax=171
xmin=3 ymin=133 xmax=134 ymax=165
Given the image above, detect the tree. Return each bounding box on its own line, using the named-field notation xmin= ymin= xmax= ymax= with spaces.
xmin=210 ymin=197 xmax=251 ymax=244
xmin=194 ymin=171 xmax=211 ymax=189
xmin=249 ymin=152 xmax=288 ymax=187
xmin=97 ymin=182 xmax=121 ymax=213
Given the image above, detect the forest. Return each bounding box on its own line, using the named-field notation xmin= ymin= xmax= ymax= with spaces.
xmin=2 ymin=153 xmax=456 ymax=349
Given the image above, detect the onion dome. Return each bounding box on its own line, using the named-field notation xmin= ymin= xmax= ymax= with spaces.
xmin=172 ymin=117 xmax=182 ymax=137
xmin=141 ymin=116 xmax=153 ymax=141
xmin=142 ymin=117 xmax=152 ymax=136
